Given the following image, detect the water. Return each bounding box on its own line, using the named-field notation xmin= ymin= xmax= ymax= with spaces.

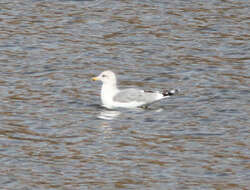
xmin=0 ymin=0 xmax=249 ymax=189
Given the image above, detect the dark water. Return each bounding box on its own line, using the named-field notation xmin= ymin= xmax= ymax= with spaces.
xmin=0 ymin=0 xmax=249 ymax=189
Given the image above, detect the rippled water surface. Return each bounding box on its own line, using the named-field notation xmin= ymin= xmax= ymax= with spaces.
xmin=0 ymin=0 xmax=249 ymax=189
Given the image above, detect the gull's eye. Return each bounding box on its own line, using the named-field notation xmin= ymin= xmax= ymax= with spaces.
xmin=102 ymin=74 xmax=106 ymax=77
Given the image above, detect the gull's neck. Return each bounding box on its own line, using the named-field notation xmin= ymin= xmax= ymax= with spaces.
xmin=101 ymin=81 xmax=119 ymax=106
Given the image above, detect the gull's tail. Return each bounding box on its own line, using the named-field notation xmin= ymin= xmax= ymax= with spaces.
xmin=162 ymin=89 xmax=178 ymax=97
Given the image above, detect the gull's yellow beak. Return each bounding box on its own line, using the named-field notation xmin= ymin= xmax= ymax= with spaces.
xmin=92 ymin=77 xmax=99 ymax=81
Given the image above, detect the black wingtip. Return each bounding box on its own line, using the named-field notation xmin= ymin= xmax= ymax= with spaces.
xmin=162 ymin=89 xmax=179 ymax=96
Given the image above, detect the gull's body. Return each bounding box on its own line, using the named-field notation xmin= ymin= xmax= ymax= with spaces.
xmin=92 ymin=70 xmax=177 ymax=109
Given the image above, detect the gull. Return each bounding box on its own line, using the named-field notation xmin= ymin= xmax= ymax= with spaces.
xmin=92 ymin=70 xmax=177 ymax=109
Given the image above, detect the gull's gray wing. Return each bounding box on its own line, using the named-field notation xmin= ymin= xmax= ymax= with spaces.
xmin=113 ymin=88 xmax=159 ymax=103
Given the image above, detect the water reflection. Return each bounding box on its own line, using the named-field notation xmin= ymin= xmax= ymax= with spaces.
xmin=98 ymin=110 xmax=120 ymax=120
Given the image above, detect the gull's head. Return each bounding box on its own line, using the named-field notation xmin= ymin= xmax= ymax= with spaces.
xmin=92 ymin=70 xmax=117 ymax=85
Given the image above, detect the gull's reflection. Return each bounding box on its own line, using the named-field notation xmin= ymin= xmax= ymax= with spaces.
xmin=98 ymin=110 xmax=120 ymax=120
xmin=155 ymin=108 xmax=163 ymax=112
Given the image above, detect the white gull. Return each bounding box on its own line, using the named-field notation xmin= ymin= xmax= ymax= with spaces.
xmin=92 ymin=70 xmax=177 ymax=109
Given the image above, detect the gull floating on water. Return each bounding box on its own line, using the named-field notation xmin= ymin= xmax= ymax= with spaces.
xmin=92 ymin=70 xmax=177 ymax=109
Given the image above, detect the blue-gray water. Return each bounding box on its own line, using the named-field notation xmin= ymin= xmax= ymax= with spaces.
xmin=0 ymin=0 xmax=249 ymax=189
